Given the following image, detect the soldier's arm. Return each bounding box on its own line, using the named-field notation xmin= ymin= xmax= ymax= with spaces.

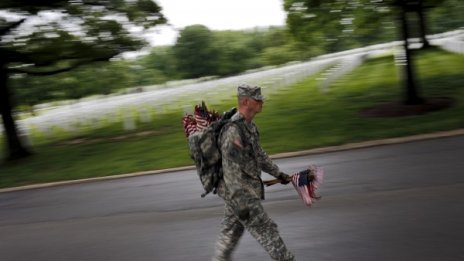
xmin=256 ymin=143 xmax=282 ymax=178
xmin=219 ymin=124 xmax=248 ymax=197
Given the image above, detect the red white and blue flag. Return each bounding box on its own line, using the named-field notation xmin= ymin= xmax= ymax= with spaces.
xmin=182 ymin=101 xmax=220 ymax=138
xmin=291 ymin=165 xmax=324 ymax=206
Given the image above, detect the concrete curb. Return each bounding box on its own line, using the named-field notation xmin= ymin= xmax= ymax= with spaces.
xmin=270 ymin=128 xmax=464 ymax=158
xmin=1 ymin=128 xmax=464 ymax=193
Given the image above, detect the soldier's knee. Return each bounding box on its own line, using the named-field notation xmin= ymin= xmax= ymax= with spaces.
xmin=237 ymin=207 xmax=250 ymax=221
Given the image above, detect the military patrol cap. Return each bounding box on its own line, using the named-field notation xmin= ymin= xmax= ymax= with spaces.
xmin=237 ymin=84 xmax=264 ymax=101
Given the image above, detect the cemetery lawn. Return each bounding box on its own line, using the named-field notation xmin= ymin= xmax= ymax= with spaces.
xmin=1 ymin=47 xmax=464 ymax=189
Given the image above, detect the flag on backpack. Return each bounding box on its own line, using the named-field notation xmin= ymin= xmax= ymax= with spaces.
xmin=182 ymin=101 xmax=221 ymax=138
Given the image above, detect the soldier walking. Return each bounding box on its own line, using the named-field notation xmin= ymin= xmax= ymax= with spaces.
xmin=212 ymin=84 xmax=296 ymax=261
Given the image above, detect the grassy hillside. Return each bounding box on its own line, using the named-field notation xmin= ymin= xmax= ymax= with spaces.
xmin=1 ymin=48 xmax=463 ymax=188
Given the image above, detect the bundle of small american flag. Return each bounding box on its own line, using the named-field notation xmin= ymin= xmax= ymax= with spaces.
xmin=182 ymin=101 xmax=220 ymax=138
xmin=291 ymin=165 xmax=323 ymax=206
xmin=264 ymin=165 xmax=324 ymax=207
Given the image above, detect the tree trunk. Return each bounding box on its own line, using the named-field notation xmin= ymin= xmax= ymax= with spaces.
xmin=399 ymin=5 xmax=424 ymax=105
xmin=416 ymin=0 xmax=431 ymax=48
xmin=0 ymin=62 xmax=32 ymax=161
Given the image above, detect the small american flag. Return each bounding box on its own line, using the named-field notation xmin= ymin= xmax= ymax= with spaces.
xmin=182 ymin=114 xmax=197 ymax=137
xmin=291 ymin=165 xmax=323 ymax=206
xmin=182 ymin=101 xmax=221 ymax=138
xmin=194 ymin=113 xmax=209 ymax=131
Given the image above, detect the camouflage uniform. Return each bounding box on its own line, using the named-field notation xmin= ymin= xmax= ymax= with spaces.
xmin=213 ymin=112 xmax=296 ymax=261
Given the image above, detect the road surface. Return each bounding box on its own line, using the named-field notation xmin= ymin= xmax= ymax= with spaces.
xmin=1 ymin=136 xmax=464 ymax=261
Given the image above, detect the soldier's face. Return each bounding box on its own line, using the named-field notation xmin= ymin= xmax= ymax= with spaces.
xmin=250 ymin=98 xmax=263 ymax=113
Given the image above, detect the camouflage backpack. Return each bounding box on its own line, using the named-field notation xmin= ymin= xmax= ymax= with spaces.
xmin=186 ymin=106 xmax=239 ymax=197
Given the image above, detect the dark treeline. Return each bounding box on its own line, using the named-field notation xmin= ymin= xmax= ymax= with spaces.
xmin=11 ymin=0 xmax=462 ymax=112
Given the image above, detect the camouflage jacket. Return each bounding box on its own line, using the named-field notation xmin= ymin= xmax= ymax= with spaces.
xmin=216 ymin=112 xmax=282 ymax=201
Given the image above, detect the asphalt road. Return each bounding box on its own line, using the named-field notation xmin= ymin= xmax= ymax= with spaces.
xmin=1 ymin=135 xmax=464 ymax=261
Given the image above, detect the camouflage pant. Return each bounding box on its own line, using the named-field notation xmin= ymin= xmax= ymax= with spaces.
xmin=212 ymin=199 xmax=296 ymax=261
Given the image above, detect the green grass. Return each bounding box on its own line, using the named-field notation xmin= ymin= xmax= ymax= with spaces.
xmin=1 ymin=47 xmax=463 ymax=189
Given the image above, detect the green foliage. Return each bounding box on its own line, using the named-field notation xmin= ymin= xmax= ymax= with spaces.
xmin=1 ymin=0 xmax=169 ymax=160
xmin=11 ymin=26 xmax=306 ymax=108
xmin=428 ymin=0 xmax=464 ymax=33
xmin=284 ymin=0 xmax=397 ymax=52
xmin=173 ymin=25 xmax=220 ymax=79
xmin=249 ymin=28 xmax=308 ymax=66
xmin=283 ymin=0 xmax=461 ymax=54
xmin=2 ymin=0 xmax=167 ymax=74
xmin=212 ymin=30 xmax=256 ymax=76
xmin=210 ymin=28 xmax=295 ymax=76
xmin=5 ymin=0 xmax=462 ymax=109
xmin=260 ymin=44 xmax=301 ymax=65
xmin=140 ymin=46 xmax=180 ymax=80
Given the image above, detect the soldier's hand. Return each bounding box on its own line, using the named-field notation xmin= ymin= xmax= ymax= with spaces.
xmin=278 ymin=172 xmax=291 ymax=185
xmin=309 ymin=173 xmax=316 ymax=182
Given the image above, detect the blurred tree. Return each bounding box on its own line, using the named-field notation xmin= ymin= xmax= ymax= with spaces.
xmin=285 ymin=0 xmax=405 ymax=53
xmin=212 ymin=30 xmax=255 ymax=76
xmin=258 ymin=28 xmax=306 ymax=65
xmin=139 ymin=46 xmax=179 ymax=82
xmin=0 ymin=0 xmax=166 ymax=160
xmin=212 ymin=27 xmax=305 ymax=76
xmin=428 ymin=0 xmax=464 ymax=33
xmin=283 ymin=0 xmax=449 ymax=105
xmin=9 ymin=74 xmax=53 ymax=114
xmin=12 ymin=61 xmax=129 ymax=105
xmin=173 ymin=25 xmax=220 ymax=79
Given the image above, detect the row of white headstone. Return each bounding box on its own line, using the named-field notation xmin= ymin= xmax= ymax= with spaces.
xmin=439 ymin=35 xmax=464 ymax=54
xmin=9 ymin=58 xmax=341 ymax=145
xmin=428 ymin=29 xmax=464 ymax=54
xmin=3 ymin=30 xmax=463 ymax=145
